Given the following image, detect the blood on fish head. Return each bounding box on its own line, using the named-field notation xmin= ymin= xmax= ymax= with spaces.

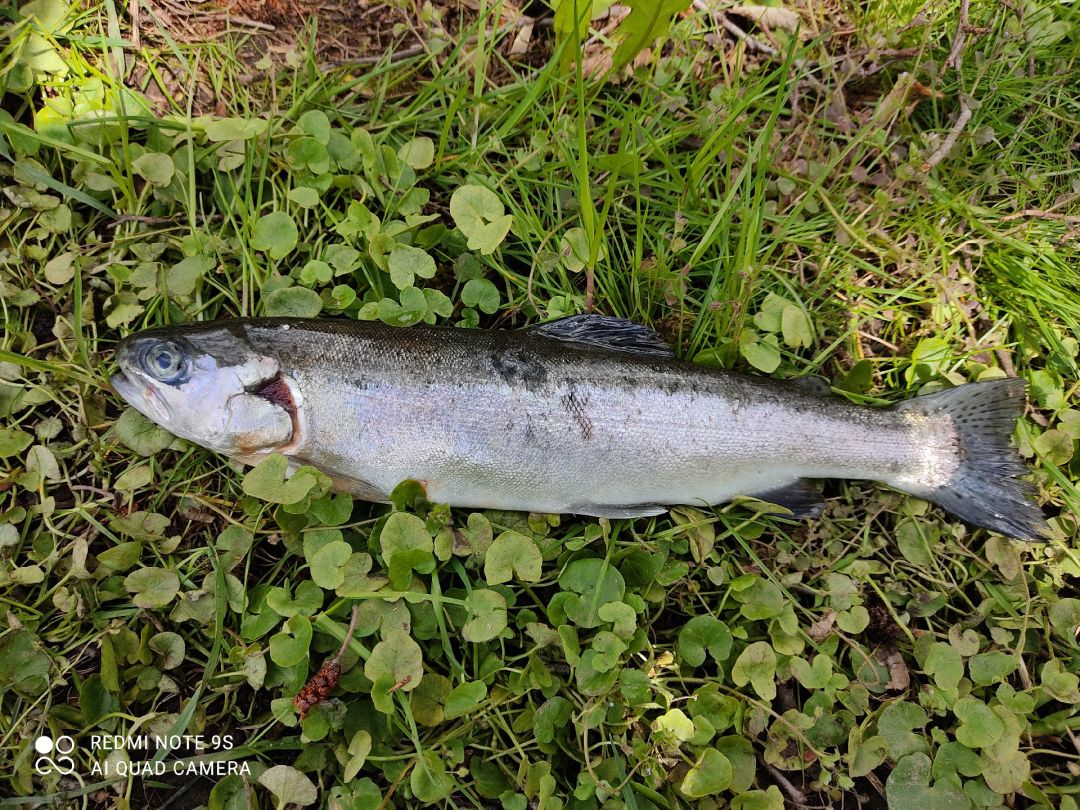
xmin=111 ymin=324 xmax=299 ymax=458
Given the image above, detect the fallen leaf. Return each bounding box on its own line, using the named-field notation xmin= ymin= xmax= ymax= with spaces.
xmin=509 ymin=20 xmax=534 ymax=56
xmin=727 ymin=4 xmax=802 ymax=33
xmin=808 ymin=609 xmax=837 ymax=641
xmin=880 ymin=648 xmax=911 ymax=691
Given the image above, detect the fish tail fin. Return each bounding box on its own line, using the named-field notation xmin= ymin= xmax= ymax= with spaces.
xmin=893 ymin=379 xmax=1046 ymax=540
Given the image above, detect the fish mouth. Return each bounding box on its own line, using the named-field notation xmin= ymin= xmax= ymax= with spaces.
xmin=110 ymin=371 xmax=170 ymax=424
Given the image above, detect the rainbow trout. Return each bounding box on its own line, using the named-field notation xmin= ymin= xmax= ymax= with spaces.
xmin=111 ymin=315 xmax=1044 ymax=539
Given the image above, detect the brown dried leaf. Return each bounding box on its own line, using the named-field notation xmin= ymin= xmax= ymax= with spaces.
xmin=808 ymin=609 xmax=837 ymax=642
xmin=880 ymin=648 xmax=910 ymax=691
xmin=509 ymin=20 xmax=534 ymax=56
xmin=726 ymin=4 xmax=802 ymax=33
xmin=582 ymin=46 xmax=614 ymax=79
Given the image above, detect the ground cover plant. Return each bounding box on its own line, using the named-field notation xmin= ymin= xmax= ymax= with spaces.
xmin=1 ymin=0 xmax=1079 ymax=807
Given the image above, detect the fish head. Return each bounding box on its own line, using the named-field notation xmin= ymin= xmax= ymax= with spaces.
xmin=111 ymin=322 xmax=298 ymax=459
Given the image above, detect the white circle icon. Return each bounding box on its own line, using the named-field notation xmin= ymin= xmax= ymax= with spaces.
xmin=34 ymin=736 xmax=53 ymax=754
xmin=55 ymin=736 xmax=75 ymax=755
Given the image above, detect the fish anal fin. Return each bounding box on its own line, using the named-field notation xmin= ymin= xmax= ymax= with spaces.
xmin=572 ymin=503 xmax=669 ymax=519
xmin=528 ymin=314 xmax=674 ymax=358
xmin=790 ymin=374 xmax=833 ymax=396
xmin=746 ymin=479 xmax=824 ymax=518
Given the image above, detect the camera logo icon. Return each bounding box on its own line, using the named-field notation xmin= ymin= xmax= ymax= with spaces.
xmin=33 ymin=735 xmax=76 ymax=776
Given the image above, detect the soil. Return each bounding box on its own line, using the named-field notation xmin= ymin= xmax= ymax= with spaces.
xmin=124 ymin=0 xmax=533 ymax=115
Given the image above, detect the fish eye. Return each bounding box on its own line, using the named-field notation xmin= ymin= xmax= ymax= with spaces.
xmin=142 ymin=341 xmax=189 ymax=384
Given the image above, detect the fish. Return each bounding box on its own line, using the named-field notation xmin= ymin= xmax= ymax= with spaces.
xmin=110 ymin=314 xmax=1046 ymax=540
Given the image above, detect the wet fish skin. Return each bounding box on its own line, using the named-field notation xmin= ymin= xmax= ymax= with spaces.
xmin=111 ymin=316 xmax=1045 ymax=539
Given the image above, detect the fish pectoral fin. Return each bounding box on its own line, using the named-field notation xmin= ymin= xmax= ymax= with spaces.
xmin=744 ymin=479 xmax=824 ymax=518
xmin=527 ymin=314 xmax=675 ymax=358
xmin=571 ymin=503 xmax=669 ymax=519
xmin=286 ymin=458 xmax=388 ymax=503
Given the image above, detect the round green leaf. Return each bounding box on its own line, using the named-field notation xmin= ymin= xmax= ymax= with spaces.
xmin=252 ymin=211 xmax=299 ymax=259
xmin=923 ymin=642 xmax=963 ymax=690
xmin=297 ymin=109 xmax=331 ymax=143
xmin=678 ymin=615 xmax=733 ymax=666
xmin=258 ymin=764 xmax=317 ymax=808
xmin=449 ymin=184 xmax=513 ymax=255
xmin=558 ymin=558 xmax=625 ymax=629
xmin=299 ymin=259 xmax=332 ymax=286
xmin=124 ymin=567 xmax=180 ymax=609
xmin=377 ymin=286 xmax=427 ymax=327
xmin=43 ymin=251 xmax=75 ymax=284
xmin=730 ymin=641 xmax=777 ymax=700
xmin=387 ymin=243 xmax=437 ymax=290
xmin=263 ymin=285 xmax=323 ymax=317
xmin=380 ymin=512 xmax=435 ymax=589
xmin=444 ymin=681 xmax=487 ymax=720
xmin=269 ymin=615 xmax=313 ymax=667
xmin=266 ymin=580 xmax=323 ymax=617
xmin=216 ymin=525 xmax=253 ymax=571
xmin=461 ymin=278 xmax=500 ymax=314
xmin=731 ymin=787 xmax=785 ymax=810
xmin=132 ymin=152 xmax=174 ymax=187
xmin=343 ymin=730 xmax=373 ymax=782
xmin=780 ymin=303 xmax=814 ymax=348
xmin=484 ymin=530 xmax=542 ymax=585
xmin=410 ymin=750 xmax=453 ymax=803
xmin=462 ymin=589 xmax=507 ymax=642
xmin=1033 ymin=428 xmax=1074 ymax=466
xmin=968 ymin=651 xmax=1018 ymax=685
xmin=653 ymin=708 xmax=695 ymax=741
xmin=204 ymin=117 xmax=267 ymax=141
xmin=680 ymin=748 xmax=733 ymax=798
xmin=113 ymin=409 xmax=174 ymax=456
xmin=242 ymin=454 xmax=328 ymax=504
xmin=167 ymin=255 xmax=214 ymax=297
xmin=286 ymin=136 xmax=331 ymax=174
xmin=878 ymin=701 xmax=929 ymax=759
xmin=0 ymin=630 xmax=51 ymax=698
xmin=534 ymin=696 xmax=573 ymax=744
xmin=288 ymin=187 xmax=321 ymax=208
xmin=953 ymin=697 xmax=1005 ymax=749
xmin=309 ymin=540 xmax=353 ymax=590
xmin=148 ymin=631 xmax=185 ymax=669
xmin=0 ymin=428 xmax=33 ymax=458
xmin=398 ymin=136 xmax=435 ymax=169
xmin=365 ymin=632 xmax=423 ymax=712
xmin=559 ymin=227 xmax=590 ymax=273
xmin=740 ymin=333 xmax=781 ymax=373
xmin=886 ymin=753 xmax=967 ymax=810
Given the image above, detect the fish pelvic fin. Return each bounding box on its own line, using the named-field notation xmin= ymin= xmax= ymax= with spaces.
xmin=571 ymin=503 xmax=669 ymax=519
xmin=893 ymin=379 xmax=1047 ymax=541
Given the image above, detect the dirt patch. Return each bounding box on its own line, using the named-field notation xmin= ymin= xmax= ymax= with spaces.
xmin=124 ymin=0 xmax=530 ymax=115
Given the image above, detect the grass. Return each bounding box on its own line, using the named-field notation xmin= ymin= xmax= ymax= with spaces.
xmin=1 ymin=0 xmax=1079 ymax=807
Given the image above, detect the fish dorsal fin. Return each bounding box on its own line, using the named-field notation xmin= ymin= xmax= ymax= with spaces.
xmin=527 ymin=314 xmax=674 ymax=358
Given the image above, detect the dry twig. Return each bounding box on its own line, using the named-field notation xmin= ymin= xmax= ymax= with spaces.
xmin=923 ymin=0 xmax=992 ymax=171
xmin=945 ymin=0 xmax=972 ymax=69
xmin=1002 ymin=209 xmax=1080 ymax=224
xmin=920 ymin=98 xmax=972 ymax=172
xmin=759 ymin=755 xmax=818 ymax=808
